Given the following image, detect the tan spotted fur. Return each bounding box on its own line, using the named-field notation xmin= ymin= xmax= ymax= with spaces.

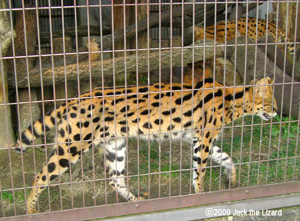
xmin=195 ymin=17 xmax=294 ymax=58
xmin=16 ymin=77 xmax=277 ymax=213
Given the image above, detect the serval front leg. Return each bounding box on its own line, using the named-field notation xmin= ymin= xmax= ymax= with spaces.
xmin=193 ymin=128 xmax=220 ymax=193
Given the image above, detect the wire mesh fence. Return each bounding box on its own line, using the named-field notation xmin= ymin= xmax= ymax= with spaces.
xmin=0 ymin=0 xmax=299 ymax=219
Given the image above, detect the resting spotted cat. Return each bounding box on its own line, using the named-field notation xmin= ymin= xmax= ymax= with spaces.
xmin=16 ymin=77 xmax=277 ymax=213
xmin=195 ymin=17 xmax=294 ymax=58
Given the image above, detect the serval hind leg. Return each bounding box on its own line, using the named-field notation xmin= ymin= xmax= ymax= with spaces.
xmin=104 ymin=138 xmax=143 ymax=201
xmin=208 ymin=146 xmax=236 ymax=185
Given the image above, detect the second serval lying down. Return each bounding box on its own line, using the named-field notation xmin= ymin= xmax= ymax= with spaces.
xmin=16 ymin=77 xmax=277 ymax=213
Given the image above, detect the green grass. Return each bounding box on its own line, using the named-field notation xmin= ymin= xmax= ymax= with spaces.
xmin=0 ymin=190 xmax=25 ymax=204
xmin=137 ymin=141 xmax=188 ymax=179
xmin=132 ymin=75 xmax=148 ymax=85
xmin=216 ymin=115 xmax=300 ymax=187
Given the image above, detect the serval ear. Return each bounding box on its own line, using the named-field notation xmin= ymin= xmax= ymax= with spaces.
xmin=267 ymin=76 xmax=274 ymax=84
xmin=254 ymin=78 xmax=273 ymax=98
xmin=248 ymin=78 xmax=258 ymax=101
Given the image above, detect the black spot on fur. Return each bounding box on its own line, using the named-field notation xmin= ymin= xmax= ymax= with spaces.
xmin=172 ymin=86 xmax=181 ymax=90
xmin=162 ymin=108 xmax=176 ymax=115
xmin=139 ymin=87 xmax=148 ymax=93
xmin=66 ymin=124 xmax=72 ymax=134
xmin=141 ymin=110 xmax=151 ymax=115
xmin=57 ymin=111 xmax=62 ymax=119
xmin=193 ymin=156 xmax=202 ymax=164
xmin=58 ymin=146 xmax=64 ymax=155
xmin=95 ymin=92 xmax=103 ymax=97
xmin=167 ymin=125 xmax=175 ymax=131
xmin=173 ymin=117 xmax=181 ymax=122
xmin=88 ymin=104 xmax=95 ymax=110
xmin=194 ymin=78 xmax=213 ymax=95
xmin=93 ymin=117 xmax=100 ymax=123
xmin=83 ymin=133 xmax=92 ymax=141
xmin=123 ymin=89 xmax=132 ymax=94
xmin=105 ymin=151 xmax=124 ymax=162
xmin=48 ymin=162 xmax=56 ymax=173
xmin=154 ymin=93 xmax=164 ymax=99
xmin=175 ymin=98 xmax=182 ymax=105
xmin=127 ymin=112 xmax=134 ymax=117
xmin=154 ymin=84 xmax=164 ymax=89
xmin=222 ymin=157 xmax=229 ymax=161
xmin=126 ymin=94 xmax=136 ymax=99
xmin=112 ymin=98 xmax=125 ymax=105
xmin=118 ymin=120 xmax=127 ymax=125
xmin=205 ymin=146 xmax=209 ymax=152
xmin=133 ymin=99 xmax=146 ymax=104
xmin=74 ymin=134 xmax=81 ymax=141
xmin=120 ymin=127 xmax=129 ymax=133
xmin=28 ymin=124 xmax=39 ymax=137
xmin=203 ymin=111 xmax=207 ymax=128
xmin=65 ymin=138 xmax=71 ymax=146
xmin=194 ymin=144 xmax=205 ymax=154
xmin=183 ymin=85 xmax=193 ymax=89
xmin=225 ymin=88 xmax=248 ymax=101
xmin=166 ymin=92 xmax=174 ymax=97
xmin=100 ymin=126 xmax=109 ymax=132
xmin=50 ymin=117 xmax=56 ymax=125
xmin=151 ymin=102 xmax=160 ymax=107
xmin=183 ymin=93 xmax=193 ymax=102
xmin=120 ymin=106 xmax=129 ymax=112
xmin=132 ymin=118 xmax=140 ymax=123
xmin=69 ymin=146 xmax=78 ymax=156
xmin=80 ymin=108 xmax=86 ymax=114
xmin=138 ymin=129 xmax=144 ymax=135
xmin=105 ymin=116 xmax=114 ymax=121
xmin=143 ymin=122 xmax=152 ymax=129
xmin=42 ymin=175 xmax=46 ymax=181
xmin=184 ymin=110 xmax=192 ymax=117
xmin=208 ymin=115 xmax=213 ymax=123
xmin=154 ymin=119 xmax=163 ymax=125
xmin=100 ymin=132 xmax=110 ymax=138
xmin=218 ymin=103 xmax=223 ymax=109
xmin=59 ymin=128 xmax=65 ymax=138
xmin=83 ymin=121 xmax=89 ymax=128
xmin=205 ymin=131 xmax=210 ymax=138
xmin=50 ymin=175 xmax=58 ymax=181
xmin=184 ymin=121 xmax=192 ymax=128
xmin=59 ymin=159 xmax=70 ymax=168
xmin=70 ymin=113 xmax=77 ymax=118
